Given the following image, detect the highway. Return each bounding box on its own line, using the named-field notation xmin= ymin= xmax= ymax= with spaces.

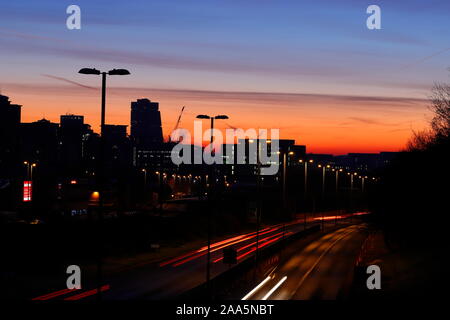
xmin=102 ymin=216 xmax=316 ymax=299
xmin=241 ymin=224 xmax=367 ymax=300
xmin=30 ymin=213 xmax=368 ymax=300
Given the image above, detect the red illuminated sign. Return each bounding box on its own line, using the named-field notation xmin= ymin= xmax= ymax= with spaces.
xmin=23 ymin=181 xmax=32 ymax=202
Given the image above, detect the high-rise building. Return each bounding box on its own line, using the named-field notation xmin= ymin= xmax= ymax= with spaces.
xmin=60 ymin=114 xmax=84 ymax=131
xmin=0 ymin=94 xmax=21 ymax=177
xmin=59 ymin=114 xmax=89 ymax=173
xmin=130 ymin=99 xmax=163 ymax=146
xmin=20 ymin=119 xmax=59 ymax=166
xmin=103 ymin=124 xmax=131 ymax=167
xmin=103 ymin=124 xmax=127 ymax=142
xmin=230 ymin=139 xmax=306 ymax=177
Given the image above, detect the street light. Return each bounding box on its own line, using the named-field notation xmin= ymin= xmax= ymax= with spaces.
xmin=78 ymin=67 xmax=130 ymax=300
xmin=349 ymin=172 xmax=357 ymax=219
xmin=23 ymin=161 xmax=30 ymax=179
xmin=248 ymin=135 xmax=270 ymax=274
xmin=281 ymin=150 xmax=295 ymax=216
xmin=31 ymin=163 xmax=37 ymax=181
xmin=196 ymin=113 xmax=229 ymax=293
xmin=299 ymin=159 xmax=313 ymax=229
xmin=196 ymin=114 xmax=229 ymax=158
xmin=23 ymin=162 xmax=37 ymax=181
xmin=78 ymin=68 xmax=130 ymax=136
xmin=142 ymin=169 xmax=147 ymax=189
xmin=317 ymin=164 xmax=327 ymax=229
xmin=334 ymin=167 xmax=342 ymax=225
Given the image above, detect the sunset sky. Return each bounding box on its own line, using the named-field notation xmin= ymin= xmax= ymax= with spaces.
xmin=1 ymin=0 xmax=449 ymax=154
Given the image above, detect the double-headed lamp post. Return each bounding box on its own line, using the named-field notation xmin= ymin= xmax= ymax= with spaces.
xmin=78 ymin=68 xmax=130 ymax=136
xmin=196 ymin=114 xmax=229 ymax=292
xmin=196 ymin=114 xmax=229 ymax=147
xmin=78 ymin=67 xmax=130 ymax=200
xmin=78 ymin=67 xmax=130 ymax=300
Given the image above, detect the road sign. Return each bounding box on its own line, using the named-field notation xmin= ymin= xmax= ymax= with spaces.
xmin=23 ymin=181 xmax=32 ymax=202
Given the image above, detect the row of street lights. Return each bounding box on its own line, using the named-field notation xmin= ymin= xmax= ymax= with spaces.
xmin=298 ymin=159 xmax=376 ymax=197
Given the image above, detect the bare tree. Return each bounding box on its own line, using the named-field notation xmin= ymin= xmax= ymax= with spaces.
xmin=406 ymin=129 xmax=435 ymax=151
xmin=429 ymin=82 xmax=450 ymax=138
xmin=406 ymin=80 xmax=450 ymax=151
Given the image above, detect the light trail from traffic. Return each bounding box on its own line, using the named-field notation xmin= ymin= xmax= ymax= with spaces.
xmin=262 ymin=276 xmax=287 ymax=300
xmin=159 ymin=212 xmax=368 ymax=268
xmin=242 ymin=276 xmax=271 ymax=300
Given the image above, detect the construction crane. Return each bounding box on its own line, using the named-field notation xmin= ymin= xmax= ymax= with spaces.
xmin=169 ymin=106 xmax=185 ymax=142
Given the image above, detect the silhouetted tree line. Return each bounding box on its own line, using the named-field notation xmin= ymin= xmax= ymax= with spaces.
xmin=371 ymin=81 xmax=450 ymax=247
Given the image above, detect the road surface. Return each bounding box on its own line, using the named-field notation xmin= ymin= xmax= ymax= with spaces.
xmin=30 ymin=213 xmax=367 ymax=300
xmin=242 ymin=224 xmax=367 ymax=300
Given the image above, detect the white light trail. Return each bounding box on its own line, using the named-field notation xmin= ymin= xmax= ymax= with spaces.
xmin=241 ymin=276 xmax=271 ymax=300
xmin=262 ymin=276 xmax=287 ymax=300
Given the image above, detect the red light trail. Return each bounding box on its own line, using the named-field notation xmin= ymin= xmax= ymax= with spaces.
xmin=32 ymin=288 xmax=77 ymax=301
xmin=63 ymin=285 xmax=110 ymax=301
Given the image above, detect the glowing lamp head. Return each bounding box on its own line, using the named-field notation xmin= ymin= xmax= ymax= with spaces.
xmin=91 ymin=191 xmax=100 ymax=201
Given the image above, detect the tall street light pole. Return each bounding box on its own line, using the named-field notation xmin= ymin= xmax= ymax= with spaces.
xmin=334 ymin=168 xmax=343 ymax=225
xmin=196 ymin=114 xmax=228 ymax=297
xmin=281 ymin=151 xmax=294 ymax=214
xmin=31 ymin=163 xmax=37 ymax=181
xmin=282 ymin=152 xmax=287 ymax=212
xmin=335 ymin=169 xmax=339 ymax=193
xmin=251 ymin=137 xmax=264 ymax=275
xmin=318 ymin=164 xmax=327 ymax=230
xmin=349 ymin=172 xmax=357 ymax=223
xmin=78 ymin=67 xmax=130 ymax=300
xmin=279 ymin=150 xmax=294 ymax=239
xmin=142 ymin=169 xmax=147 ymax=198
xmin=299 ymin=159 xmax=313 ymax=230
xmin=24 ymin=161 xmax=30 ymax=180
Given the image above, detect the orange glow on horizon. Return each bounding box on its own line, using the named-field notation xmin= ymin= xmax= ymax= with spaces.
xmin=6 ymin=84 xmax=430 ymax=155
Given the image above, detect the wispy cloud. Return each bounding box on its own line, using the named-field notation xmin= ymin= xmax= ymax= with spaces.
xmin=347 ymin=117 xmax=405 ymax=127
xmin=0 ymin=37 xmax=352 ymax=78
xmin=41 ymin=74 xmax=97 ymax=90
xmin=3 ymin=81 xmax=428 ymax=111
xmin=0 ymin=28 xmax=68 ymax=44
xmin=399 ymin=47 xmax=450 ymax=70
